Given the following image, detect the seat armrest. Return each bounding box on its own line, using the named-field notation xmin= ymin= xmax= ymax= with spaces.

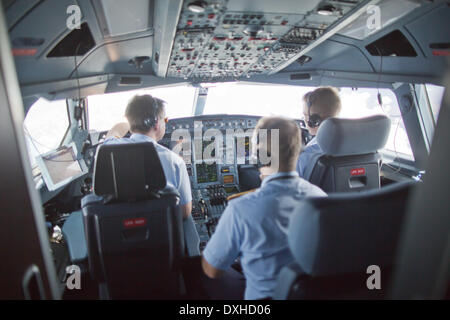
xmin=183 ymin=215 xmax=200 ymax=256
xmin=62 ymin=210 xmax=88 ymax=264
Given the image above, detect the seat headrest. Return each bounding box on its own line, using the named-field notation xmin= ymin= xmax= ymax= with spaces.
xmin=288 ymin=181 xmax=416 ymax=276
xmin=316 ymin=115 xmax=391 ymax=156
xmin=93 ymin=142 xmax=166 ymax=201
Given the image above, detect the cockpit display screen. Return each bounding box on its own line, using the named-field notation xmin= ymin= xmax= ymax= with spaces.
xmin=196 ymin=163 xmax=218 ymax=184
xmin=36 ymin=143 xmax=87 ymax=191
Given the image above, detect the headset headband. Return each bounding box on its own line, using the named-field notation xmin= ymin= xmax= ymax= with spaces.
xmin=142 ymin=96 xmax=159 ymax=130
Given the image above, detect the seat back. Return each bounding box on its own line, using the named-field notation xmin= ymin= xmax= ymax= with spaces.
xmin=83 ymin=142 xmax=185 ymax=299
xmin=308 ymin=115 xmax=390 ymax=192
xmin=274 ymin=181 xmax=416 ymax=300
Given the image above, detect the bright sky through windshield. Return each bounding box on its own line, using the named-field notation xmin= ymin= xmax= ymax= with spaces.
xmin=24 ymin=83 xmax=416 ymax=167
xmin=88 ymin=86 xmax=196 ymax=131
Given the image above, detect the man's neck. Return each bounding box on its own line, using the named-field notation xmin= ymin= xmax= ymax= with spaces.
xmin=145 ymin=132 xmax=158 ymax=140
xmin=260 ymin=166 xmax=295 ymax=181
xmin=278 ymin=165 xmax=296 ymax=173
xmin=132 ymin=131 xmax=158 ymax=140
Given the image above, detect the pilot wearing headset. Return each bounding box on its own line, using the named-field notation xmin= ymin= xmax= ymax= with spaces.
xmin=201 ymin=116 xmax=326 ymax=300
xmin=103 ymin=94 xmax=192 ymax=219
xmin=297 ymin=87 xmax=342 ymax=179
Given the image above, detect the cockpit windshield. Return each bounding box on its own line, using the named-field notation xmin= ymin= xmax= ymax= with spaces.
xmin=75 ymin=83 xmax=414 ymax=160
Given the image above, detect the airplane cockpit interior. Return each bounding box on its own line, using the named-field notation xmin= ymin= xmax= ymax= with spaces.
xmin=0 ymin=0 xmax=449 ymax=303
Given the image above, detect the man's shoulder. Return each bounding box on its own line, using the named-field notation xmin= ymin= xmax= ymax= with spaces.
xmin=102 ymin=137 xmax=131 ymax=145
xmin=231 ymin=186 xmax=266 ymax=203
xmin=304 ymin=138 xmax=321 ymax=152
xmin=154 ymin=142 xmax=172 ymax=155
xmin=155 ymin=143 xmax=186 ymax=166
xmin=296 ymin=178 xmax=327 ymax=196
xmin=298 ymin=139 xmax=323 ymax=167
xmin=225 ymin=188 xmax=269 ymax=217
xmin=103 ymin=137 xmax=185 ymax=166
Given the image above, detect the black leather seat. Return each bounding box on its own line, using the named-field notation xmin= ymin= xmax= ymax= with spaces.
xmin=274 ymin=181 xmax=416 ymax=300
xmin=82 ymin=142 xmax=185 ymax=299
xmin=307 ymin=115 xmax=391 ymax=193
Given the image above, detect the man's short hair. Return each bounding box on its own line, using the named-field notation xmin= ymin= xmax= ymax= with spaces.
xmin=303 ymin=86 xmax=341 ymax=119
xmin=254 ymin=116 xmax=302 ymax=169
xmin=125 ymin=94 xmax=166 ymax=133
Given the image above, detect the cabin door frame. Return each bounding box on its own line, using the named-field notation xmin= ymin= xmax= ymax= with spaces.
xmin=0 ymin=4 xmax=60 ymax=299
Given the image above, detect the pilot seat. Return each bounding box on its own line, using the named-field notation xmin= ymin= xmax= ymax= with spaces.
xmin=274 ymin=181 xmax=416 ymax=299
xmin=82 ymin=142 xmax=185 ymax=299
xmin=306 ymin=115 xmax=391 ymax=192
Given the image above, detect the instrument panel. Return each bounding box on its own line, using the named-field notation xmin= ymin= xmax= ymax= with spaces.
xmin=160 ymin=114 xmax=310 ymax=250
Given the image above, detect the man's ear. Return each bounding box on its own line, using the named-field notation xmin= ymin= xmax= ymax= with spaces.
xmin=153 ymin=119 xmax=160 ymax=132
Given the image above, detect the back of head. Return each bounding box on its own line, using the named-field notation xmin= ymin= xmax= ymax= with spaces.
xmin=125 ymin=94 xmax=165 ymax=134
xmin=254 ymin=116 xmax=302 ymax=171
xmin=305 ymin=86 xmax=341 ymax=119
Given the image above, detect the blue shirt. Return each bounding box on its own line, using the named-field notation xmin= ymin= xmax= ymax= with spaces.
xmin=103 ymin=133 xmax=192 ymax=205
xmin=296 ymin=137 xmax=323 ymax=179
xmin=203 ymin=171 xmax=326 ymax=299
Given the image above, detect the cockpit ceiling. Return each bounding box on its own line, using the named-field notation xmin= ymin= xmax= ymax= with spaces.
xmin=3 ymin=0 xmax=449 ymax=89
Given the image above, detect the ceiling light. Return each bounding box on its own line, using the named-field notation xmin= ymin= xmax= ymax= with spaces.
xmin=188 ymin=1 xmax=207 ymax=13
xmin=317 ymin=4 xmax=336 ymax=16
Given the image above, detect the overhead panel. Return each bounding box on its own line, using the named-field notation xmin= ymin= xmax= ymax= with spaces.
xmin=166 ymin=0 xmax=370 ymax=82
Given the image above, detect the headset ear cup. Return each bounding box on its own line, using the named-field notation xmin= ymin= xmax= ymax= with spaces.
xmin=143 ymin=117 xmax=157 ymax=130
xmin=306 ymin=92 xmax=321 ymax=128
xmin=308 ymin=114 xmax=322 ymax=128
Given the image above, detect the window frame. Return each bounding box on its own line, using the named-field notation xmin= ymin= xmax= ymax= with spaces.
xmin=392 ymin=83 xmax=429 ymax=170
xmin=58 ymin=99 xmax=72 ymax=148
xmin=414 ymin=84 xmax=436 ymax=153
xmin=423 ymin=83 xmax=445 ymax=127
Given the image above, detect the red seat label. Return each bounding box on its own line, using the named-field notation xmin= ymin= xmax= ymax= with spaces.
xmin=350 ymin=168 xmax=366 ymax=176
xmin=123 ymin=218 xmax=147 ymax=228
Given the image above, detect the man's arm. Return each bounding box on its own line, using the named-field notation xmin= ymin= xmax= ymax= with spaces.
xmin=201 ymin=204 xmax=242 ymax=279
xmin=181 ymin=201 xmax=192 ymax=220
xmin=105 ymin=122 xmax=130 ymax=139
xmin=201 ymin=255 xmax=224 ymax=279
xmin=177 ymin=159 xmax=192 ymax=219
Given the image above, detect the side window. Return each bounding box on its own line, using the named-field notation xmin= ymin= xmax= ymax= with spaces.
xmin=23 ymin=98 xmax=69 ymax=169
xmin=339 ymin=88 xmax=414 ymax=161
